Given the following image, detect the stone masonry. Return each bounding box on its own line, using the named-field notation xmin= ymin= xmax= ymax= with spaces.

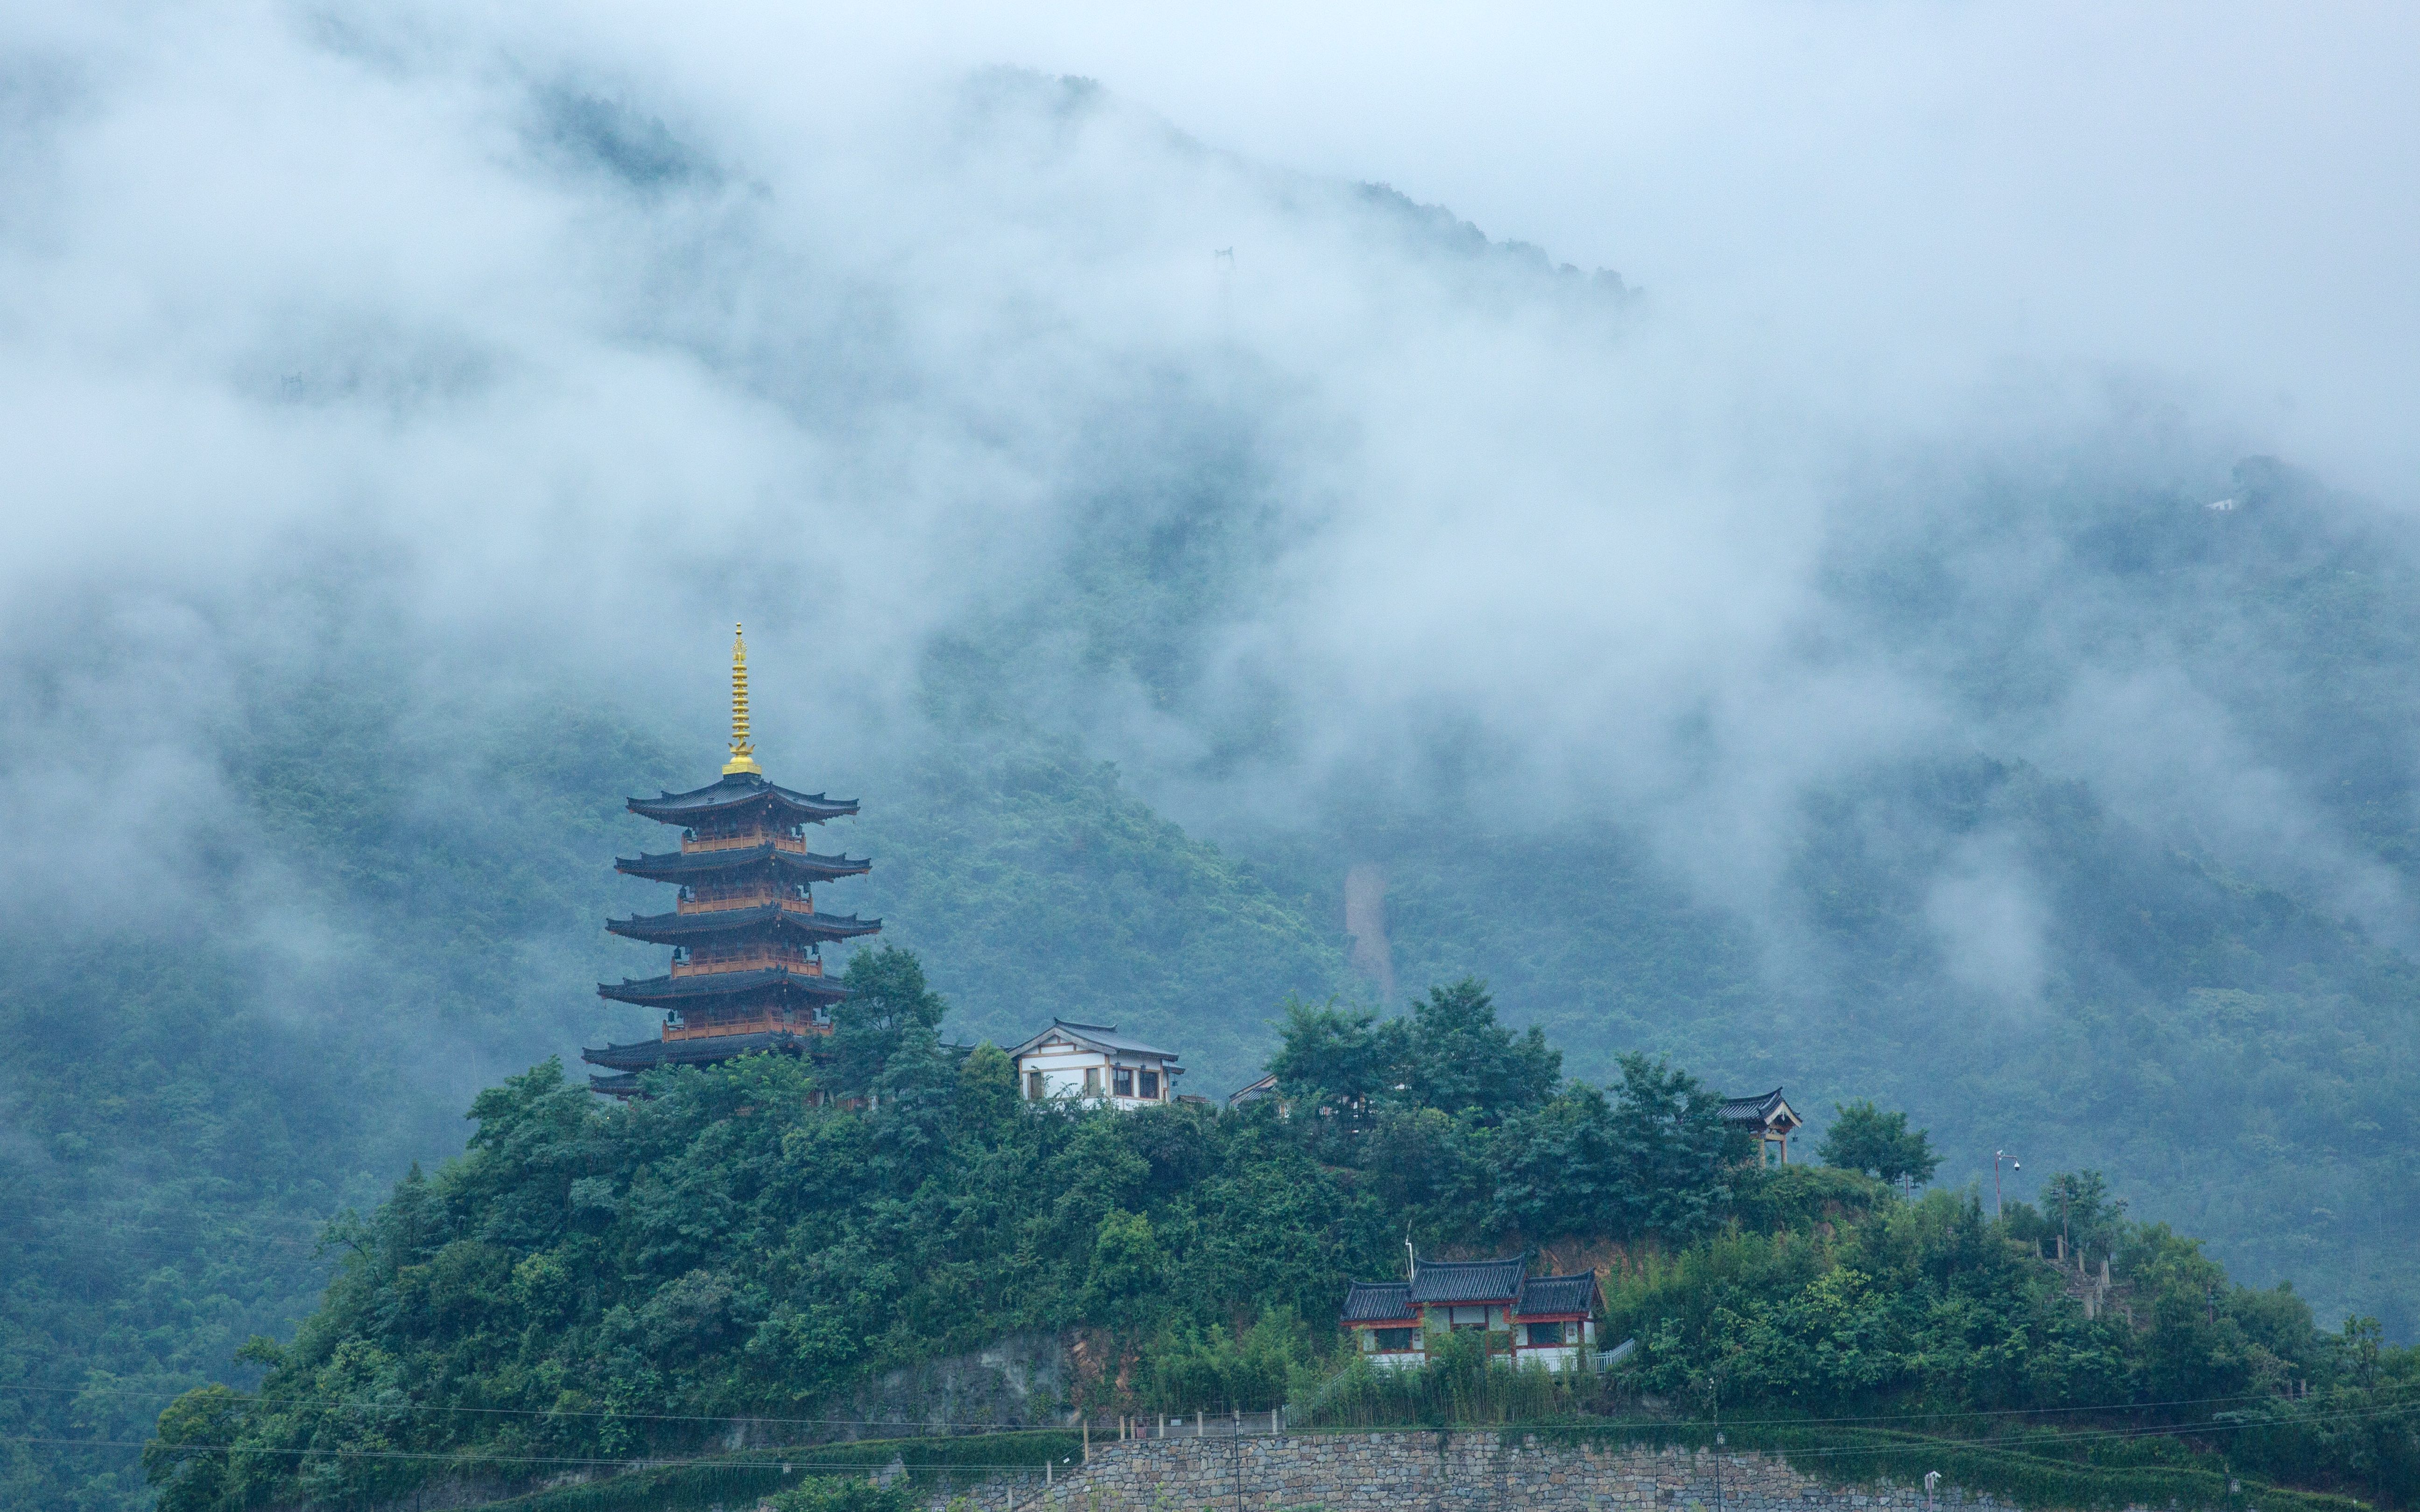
xmin=909 ymin=1432 xmax=2019 ymax=1512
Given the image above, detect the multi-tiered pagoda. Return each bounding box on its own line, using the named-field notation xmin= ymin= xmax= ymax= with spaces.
xmin=582 ymin=627 xmax=881 ymax=1095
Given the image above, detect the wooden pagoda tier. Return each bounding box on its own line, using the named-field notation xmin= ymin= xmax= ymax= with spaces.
xmin=582 ymin=1028 xmax=831 ymax=1097
xmin=580 ymin=627 xmax=879 ymax=1096
xmin=598 ymin=964 xmax=852 ymax=1010
xmin=605 ymin=902 xmax=881 ymax=949
xmin=615 ymin=843 xmax=870 ymax=886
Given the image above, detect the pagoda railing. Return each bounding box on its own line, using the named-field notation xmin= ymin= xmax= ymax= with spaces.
xmin=677 ymin=891 xmax=787 ymax=915
xmin=665 ymin=1010 xmax=830 ymax=1042
xmin=669 ymin=952 xmax=822 ymax=978
xmin=683 ymin=831 xmax=782 ymax=854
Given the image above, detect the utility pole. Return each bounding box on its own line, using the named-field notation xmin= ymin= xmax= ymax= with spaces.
xmin=1709 ymin=1376 xmax=1723 ymax=1512
xmin=1993 ymin=1150 xmax=2020 ymax=1219
xmin=1233 ymin=1406 xmax=1245 ymax=1512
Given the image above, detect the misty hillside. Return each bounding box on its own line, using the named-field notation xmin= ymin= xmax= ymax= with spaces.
xmin=5 ymin=28 xmax=2420 ymax=1512
xmin=12 ymin=448 xmax=2420 ymax=1511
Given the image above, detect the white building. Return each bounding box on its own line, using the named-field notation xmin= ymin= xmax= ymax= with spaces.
xmin=1007 ymin=1019 xmax=1185 ymax=1108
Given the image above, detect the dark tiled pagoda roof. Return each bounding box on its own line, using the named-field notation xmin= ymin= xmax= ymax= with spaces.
xmin=616 ymin=844 xmax=871 ymax=884
xmin=1342 ymin=1281 xmax=1416 ymax=1323
xmin=626 ymin=773 xmax=858 ymax=826
xmin=1719 ymin=1088 xmax=1787 ymax=1122
xmin=606 ymin=903 xmax=882 ymax=947
xmin=1720 ymin=1088 xmax=1800 ymax=1134
xmin=581 ymin=1029 xmax=824 ymax=1072
xmin=1407 ymin=1257 xmax=1527 ymax=1305
xmin=1515 ymin=1273 xmax=1600 ymax=1317
xmin=598 ymin=966 xmax=851 ymax=1007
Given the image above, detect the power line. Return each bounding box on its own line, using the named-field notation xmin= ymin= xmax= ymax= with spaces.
xmin=3 ymin=1379 xmax=2369 ymax=1433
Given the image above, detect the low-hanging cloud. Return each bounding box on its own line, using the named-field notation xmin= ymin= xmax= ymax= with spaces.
xmin=1 ymin=0 xmax=2414 ymax=1072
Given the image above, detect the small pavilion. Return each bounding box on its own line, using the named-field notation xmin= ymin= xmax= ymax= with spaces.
xmin=1720 ymin=1087 xmax=1802 ymax=1165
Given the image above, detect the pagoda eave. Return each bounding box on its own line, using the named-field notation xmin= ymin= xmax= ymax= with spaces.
xmin=614 ymin=844 xmax=871 ymax=884
xmin=605 ymin=904 xmax=882 ymax=946
xmin=597 ymin=966 xmax=852 ymax=1008
xmin=625 ymin=774 xmax=859 ymax=826
xmin=580 ymin=1029 xmax=827 ymax=1072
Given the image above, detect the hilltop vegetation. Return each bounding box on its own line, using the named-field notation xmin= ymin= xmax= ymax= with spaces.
xmin=145 ymin=976 xmax=2418 ymax=1512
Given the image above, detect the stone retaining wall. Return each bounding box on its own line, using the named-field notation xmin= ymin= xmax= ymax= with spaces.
xmin=912 ymin=1433 xmax=2014 ymax=1512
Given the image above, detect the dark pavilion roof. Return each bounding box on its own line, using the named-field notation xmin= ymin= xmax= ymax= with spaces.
xmin=1515 ymin=1273 xmax=1601 ymax=1317
xmin=616 ymin=844 xmax=871 ymax=884
xmin=1006 ymin=1019 xmax=1181 ymax=1063
xmin=581 ymin=1029 xmax=825 ymax=1072
xmin=1407 ymin=1256 xmax=1527 ymax=1305
xmin=1227 ymin=1072 xmax=1279 ymax=1108
xmin=1720 ymin=1088 xmax=1800 ymax=1131
xmin=598 ymin=966 xmax=851 ymax=1007
xmin=1341 ymin=1260 xmax=1602 ymax=1323
xmin=627 ymin=773 xmax=858 ymax=826
xmin=606 ymin=903 xmax=882 ymax=947
xmin=1342 ymin=1281 xmax=1416 ymax=1323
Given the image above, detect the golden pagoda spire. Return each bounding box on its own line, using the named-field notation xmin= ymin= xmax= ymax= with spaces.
xmin=721 ymin=623 xmax=762 ymax=776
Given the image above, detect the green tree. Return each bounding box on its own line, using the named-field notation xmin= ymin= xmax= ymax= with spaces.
xmin=1604 ymin=1053 xmax=1739 ymax=1240
xmin=1817 ymin=1100 xmax=1941 ymax=1187
xmin=2042 ymin=1169 xmax=2127 ymax=1259
xmin=1488 ymin=1085 xmax=1623 ymax=1243
xmin=954 ymin=1042 xmax=1018 ymax=1132
xmin=1399 ymin=978 xmax=1559 ymax=1126
xmin=1084 ymin=1209 xmax=1168 ymax=1327
xmin=767 ymin=1477 xmax=917 ymax=1512
xmin=831 ymin=945 xmax=950 ymax=1097
xmin=1266 ymin=994 xmax=1402 ymax=1135
xmin=141 ymin=1386 xmax=248 ymax=1512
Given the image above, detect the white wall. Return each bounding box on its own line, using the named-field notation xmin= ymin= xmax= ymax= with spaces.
xmin=1013 ymin=1045 xmax=1176 ymax=1106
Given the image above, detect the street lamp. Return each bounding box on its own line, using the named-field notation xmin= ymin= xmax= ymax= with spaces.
xmin=1994 ymin=1150 xmax=2020 ymax=1219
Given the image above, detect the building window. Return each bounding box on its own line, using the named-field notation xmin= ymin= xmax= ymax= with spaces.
xmin=1027 ymin=1071 xmax=1045 ymax=1100
xmin=1113 ymin=1067 xmax=1134 ymax=1097
xmin=1448 ymin=1306 xmax=1489 ymax=1330
xmin=1374 ymin=1328 xmax=1416 ymax=1352
xmin=1525 ymin=1322 xmax=1567 ymax=1347
xmin=1083 ymin=1066 xmax=1103 ymax=1096
xmin=1140 ymin=1070 xmax=1160 ymax=1098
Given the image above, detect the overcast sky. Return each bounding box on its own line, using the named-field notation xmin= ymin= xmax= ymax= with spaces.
xmin=579 ymin=0 xmax=2420 ymax=494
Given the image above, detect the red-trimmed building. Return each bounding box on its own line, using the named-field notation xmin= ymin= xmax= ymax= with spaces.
xmin=1341 ymin=1256 xmax=1601 ymax=1373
